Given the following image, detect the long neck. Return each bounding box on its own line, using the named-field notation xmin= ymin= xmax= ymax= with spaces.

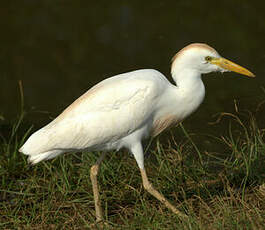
xmin=170 ymin=62 xmax=206 ymax=117
xmin=171 ymin=63 xmax=203 ymax=91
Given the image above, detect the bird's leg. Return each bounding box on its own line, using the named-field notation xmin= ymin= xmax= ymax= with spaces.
xmin=139 ymin=168 xmax=187 ymax=218
xmin=131 ymin=142 xmax=186 ymax=217
xmin=90 ymin=152 xmax=107 ymax=223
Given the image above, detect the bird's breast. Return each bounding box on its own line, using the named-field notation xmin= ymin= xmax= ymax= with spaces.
xmin=151 ymin=115 xmax=180 ymax=137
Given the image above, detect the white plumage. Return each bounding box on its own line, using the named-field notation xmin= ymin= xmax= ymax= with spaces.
xmin=19 ymin=43 xmax=254 ymax=221
xmin=20 ymin=69 xmax=204 ymax=165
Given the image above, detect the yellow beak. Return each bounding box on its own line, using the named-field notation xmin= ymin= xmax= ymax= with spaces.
xmin=210 ymin=57 xmax=255 ymax=77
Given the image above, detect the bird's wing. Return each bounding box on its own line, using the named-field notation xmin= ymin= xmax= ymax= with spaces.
xmin=39 ymin=70 xmax=168 ymax=151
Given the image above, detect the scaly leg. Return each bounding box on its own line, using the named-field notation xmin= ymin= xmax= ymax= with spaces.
xmin=140 ymin=168 xmax=187 ymax=218
xmin=90 ymin=152 xmax=107 ymax=222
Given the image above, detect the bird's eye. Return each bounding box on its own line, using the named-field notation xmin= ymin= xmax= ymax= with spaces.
xmin=205 ymin=56 xmax=212 ymax=62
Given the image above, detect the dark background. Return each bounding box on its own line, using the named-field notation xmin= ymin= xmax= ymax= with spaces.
xmin=0 ymin=0 xmax=264 ymax=138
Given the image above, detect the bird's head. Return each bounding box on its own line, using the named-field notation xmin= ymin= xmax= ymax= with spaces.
xmin=171 ymin=43 xmax=255 ymax=77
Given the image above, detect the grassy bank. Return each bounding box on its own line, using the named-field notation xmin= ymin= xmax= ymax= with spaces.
xmin=0 ymin=108 xmax=265 ymax=229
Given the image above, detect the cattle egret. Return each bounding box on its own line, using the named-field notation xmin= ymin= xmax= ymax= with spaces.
xmin=19 ymin=43 xmax=255 ymax=221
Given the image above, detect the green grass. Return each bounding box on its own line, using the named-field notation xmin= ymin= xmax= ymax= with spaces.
xmin=0 ymin=107 xmax=265 ymax=229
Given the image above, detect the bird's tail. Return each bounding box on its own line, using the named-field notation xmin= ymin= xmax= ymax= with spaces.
xmin=19 ymin=147 xmax=63 ymax=164
xmin=19 ymin=127 xmax=63 ymax=164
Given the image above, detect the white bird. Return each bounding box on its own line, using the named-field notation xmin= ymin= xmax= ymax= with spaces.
xmin=19 ymin=43 xmax=254 ymax=221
